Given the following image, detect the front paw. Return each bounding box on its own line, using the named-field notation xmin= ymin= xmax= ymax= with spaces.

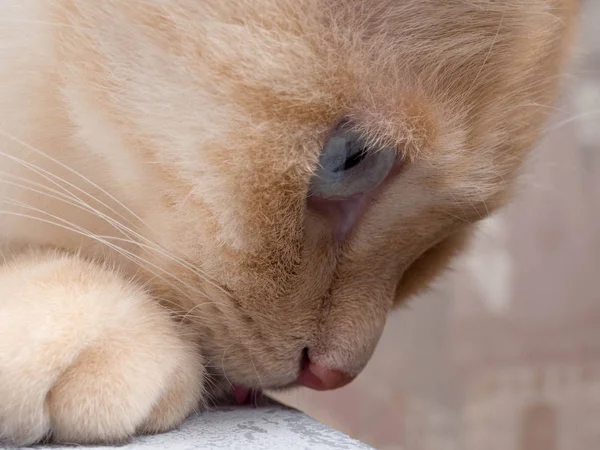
xmin=0 ymin=254 xmax=205 ymax=445
xmin=46 ymin=328 xmax=205 ymax=445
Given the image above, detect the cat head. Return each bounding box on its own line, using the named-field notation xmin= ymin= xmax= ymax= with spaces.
xmin=54 ymin=0 xmax=577 ymax=395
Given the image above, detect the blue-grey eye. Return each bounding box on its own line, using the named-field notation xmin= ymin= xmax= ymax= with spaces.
xmin=309 ymin=124 xmax=397 ymax=199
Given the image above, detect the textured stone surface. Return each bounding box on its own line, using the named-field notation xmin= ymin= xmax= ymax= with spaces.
xmin=29 ymin=406 xmax=372 ymax=450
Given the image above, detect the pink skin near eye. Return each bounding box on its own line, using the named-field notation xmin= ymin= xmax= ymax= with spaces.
xmin=308 ymin=154 xmax=406 ymax=241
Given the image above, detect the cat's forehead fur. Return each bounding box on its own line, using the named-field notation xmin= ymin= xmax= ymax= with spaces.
xmin=49 ymin=0 xmax=577 ymax=387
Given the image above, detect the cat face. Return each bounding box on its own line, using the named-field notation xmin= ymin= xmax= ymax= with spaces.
xmin=54 ymin=0 xmax=576 ymax=394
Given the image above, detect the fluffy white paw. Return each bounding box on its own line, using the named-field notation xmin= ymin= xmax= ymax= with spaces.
xmin=0 ymin=253 xmax=205 ymax=445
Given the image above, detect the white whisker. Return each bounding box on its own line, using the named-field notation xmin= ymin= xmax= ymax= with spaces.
xmin=0 ymin=155 xmax=230 ymax=296
xmin=0 ymin=199 xmax=205 ymax=306
xmin=540 ymin=109 xmax=600 ymax=136
xmin=248 ymin=335 xmax=264 ymax=390
xmin=0 ymin=147 xmax=142 ymax=234
xmin=0 ymin=127 xmax=153 ymax=233
xmin=220 ymin=344 xmax=235 ymax=391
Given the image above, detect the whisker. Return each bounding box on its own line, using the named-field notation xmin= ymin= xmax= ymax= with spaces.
xmin=174 ymin=298 xmax=220 ymax=325
xmin=467 ymin=2 xmax=507 ymax=96
xmin=0 ymin=189 xmax=231 ymax=319
xmin=0 ymin=147 xmax=142 ymax=235
xmin=0 ymin=201 xmax=205 ymax=307
xmin=541 ymin=109 xmax=600 ymax=135
xmin=248 ymin=335 xmax=264 ymax=390
xmin=0 ymin=160 xmax=230 ymax=296
xmin=0 ymin=179 xmax=181 ymax=279
xmin=220 ymin=344 xmax=235 ymax=391
xmin=99 ymin=235 xmax=231 ymax=297
xmin=0 ymin=127 xmax=153 ymax=233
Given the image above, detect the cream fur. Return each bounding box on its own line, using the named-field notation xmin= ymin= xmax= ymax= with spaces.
xmin=0 ymin=0 xmax=578 ymax=445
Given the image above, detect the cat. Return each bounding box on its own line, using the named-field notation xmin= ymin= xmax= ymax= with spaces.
xmin=0 ymin=0 xmax=579 ymax=446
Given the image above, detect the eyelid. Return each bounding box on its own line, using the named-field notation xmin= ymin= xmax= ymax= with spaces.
xmin=308 ymin=152 xmax=405 ymax=241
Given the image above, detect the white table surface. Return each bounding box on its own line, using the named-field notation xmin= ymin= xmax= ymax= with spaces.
xmin=20 ymin=405 xmax=372 ymax=450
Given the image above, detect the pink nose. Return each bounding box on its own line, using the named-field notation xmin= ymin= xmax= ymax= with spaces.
xmin=296 ymin=362 xmax=356 ymax=391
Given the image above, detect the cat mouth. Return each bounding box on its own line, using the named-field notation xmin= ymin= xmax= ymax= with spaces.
xmin=231 ymin=385 xmax=269 ymax=406
xmin=232 ymin=384 xmax=256 ymax=405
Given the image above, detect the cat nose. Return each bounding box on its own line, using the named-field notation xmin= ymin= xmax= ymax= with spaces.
xmin=296 ymin=360 xmax=356 ymax=391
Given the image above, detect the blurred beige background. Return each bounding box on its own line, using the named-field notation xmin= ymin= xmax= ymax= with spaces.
xmin=276 ymin=2 xmax=600 ymax=449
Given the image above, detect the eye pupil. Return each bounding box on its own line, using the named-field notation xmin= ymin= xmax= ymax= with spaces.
xmin=337 ymin=146 xmax=368 ymax=172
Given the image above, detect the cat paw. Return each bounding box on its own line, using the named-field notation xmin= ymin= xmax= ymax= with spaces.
xmin=0 ymin=253 xmax=205 ymax=445
xmin=44 ymin=329 xmax=205 ymax=445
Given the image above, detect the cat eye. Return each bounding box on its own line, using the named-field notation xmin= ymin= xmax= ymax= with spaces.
xmin=309 ymin=122 xmax=398 ymax=199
